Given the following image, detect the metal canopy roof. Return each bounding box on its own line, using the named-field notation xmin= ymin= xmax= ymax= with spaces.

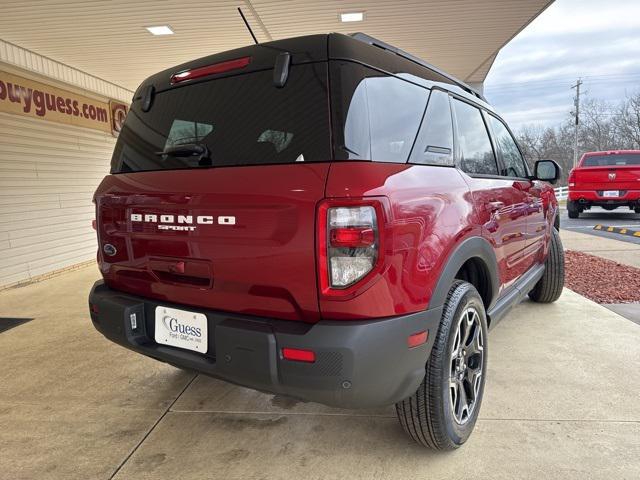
xmin=0 ymin=0 xmax=553 ymax=92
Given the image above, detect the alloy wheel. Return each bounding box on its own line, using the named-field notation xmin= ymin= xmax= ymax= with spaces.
xmin=449 ymin=306 xmax=484 ymax=424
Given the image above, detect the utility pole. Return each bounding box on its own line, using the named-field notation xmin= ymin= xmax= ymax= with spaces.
xmin=571 ymin=79 xmax=583 ymax=168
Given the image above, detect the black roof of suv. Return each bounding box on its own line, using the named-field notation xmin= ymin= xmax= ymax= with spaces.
xmin=133 ymin=33 xmax=488 ymax=108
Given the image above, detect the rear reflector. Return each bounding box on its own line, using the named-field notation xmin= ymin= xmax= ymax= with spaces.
xmin=407 ymin=331 xmax=428 ymax=348
xmin=91 ymin=219 xmax=97 ymax=230
xmin=282 ymin=347 xmax=316 ymax=363
xmin=170 ymin=57 xmax=251 ymax=84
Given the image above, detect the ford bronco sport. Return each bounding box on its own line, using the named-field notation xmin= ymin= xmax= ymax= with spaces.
xmin=567 ymin=150 xmax=640 ymax=218
xmin=89 ymin=33 xmax=564 ymax=450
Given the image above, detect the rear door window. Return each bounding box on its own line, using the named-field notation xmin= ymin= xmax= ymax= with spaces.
xmin=487 ymin=115 xmax=527 ymax=178
xmin=111 ymin=63 xmax=330 ymax=173
xmin=452 ymin=99 xmax=498 ymax=175
xmin=331 ymin=62 xmax=429 ymax=163
xmin=409 ymin=90 xmax=454 ymax=165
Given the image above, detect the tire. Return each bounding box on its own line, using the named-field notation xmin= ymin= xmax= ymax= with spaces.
xmin=528 ymin=228 xmax=565 ymax=303
xmin=634 ymin=208 xmax=640 ymax=214
xmin=567 ymin=200 xmax=579 ymax=219
xmin=396 ymin=281 xmax=488 ymax=450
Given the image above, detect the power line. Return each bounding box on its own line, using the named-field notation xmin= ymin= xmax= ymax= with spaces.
xmin=484 ymin=72 xmax=640 ymax=90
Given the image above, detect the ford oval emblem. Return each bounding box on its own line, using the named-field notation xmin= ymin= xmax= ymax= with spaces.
xmin=103 ymin=243 xmax=117 ymax=256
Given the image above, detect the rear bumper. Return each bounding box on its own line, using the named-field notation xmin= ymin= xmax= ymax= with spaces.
xmin=88 ymin=281 xmax=441 ymax=408
xmin=568 ymin=189 xmax=640 ymax=206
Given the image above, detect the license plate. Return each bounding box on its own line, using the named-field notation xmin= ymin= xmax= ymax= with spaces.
xmin=155 ymin=306 xmax=208 ymax=353
xmin=603 ymin=190 xmax=619 ymax=198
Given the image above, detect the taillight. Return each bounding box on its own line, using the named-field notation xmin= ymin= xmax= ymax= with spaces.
xmin=327 ymin=206 xmax=378 ymax=288
xmin=170 ymin=56 xmax=251 ymax=84
xmin=320 ymin=204 xmax=379 ymax=289
xmin=568 ymin=169 xmax=575 ymax=188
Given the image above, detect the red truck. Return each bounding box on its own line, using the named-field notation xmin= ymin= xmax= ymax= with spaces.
xmin=88 ymin=33 xmax=564 ymax=450
xmin=567 ymin=150 xmax=640 ymax=218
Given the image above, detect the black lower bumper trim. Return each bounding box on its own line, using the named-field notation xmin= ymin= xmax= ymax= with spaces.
xmin=88 ymin=281 xmax=442 ymax=408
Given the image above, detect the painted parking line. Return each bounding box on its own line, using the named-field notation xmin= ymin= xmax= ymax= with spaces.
xmin=568 ymin=224 xmax=640 ymax=229
xmin=594 ymin=224 xmax=640 ymax=237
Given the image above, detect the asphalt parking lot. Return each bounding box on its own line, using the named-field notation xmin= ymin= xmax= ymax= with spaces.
xmin=1 ymin=265 xmax=639 ymax=480
xmin=560 ymin=206 xmax=640 ymax=245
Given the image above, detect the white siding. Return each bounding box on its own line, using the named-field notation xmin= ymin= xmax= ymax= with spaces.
xmin=0 ymin=112 xmax=114 ymax=287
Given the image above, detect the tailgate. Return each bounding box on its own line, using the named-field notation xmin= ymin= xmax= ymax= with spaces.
xmin=95 ymin=164 xmax=329 ymax=323
xmin=574 ymin=165 xmax=640 ymax=191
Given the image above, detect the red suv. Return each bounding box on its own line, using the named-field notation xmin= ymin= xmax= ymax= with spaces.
xmin=88 ymin=33 xmax=564 ymax=450
xmin=567 ymin=150 xmax=640 ymax=218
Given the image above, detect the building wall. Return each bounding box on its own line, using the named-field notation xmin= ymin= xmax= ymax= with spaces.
xmin=0 ymin=43 xmax=132 ymax=288
xmin=0 ymin=112 xmax=117 ymax=287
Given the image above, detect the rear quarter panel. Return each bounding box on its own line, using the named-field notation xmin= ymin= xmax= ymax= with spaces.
xmin=323 ymin=162 xmax=479 ymax=319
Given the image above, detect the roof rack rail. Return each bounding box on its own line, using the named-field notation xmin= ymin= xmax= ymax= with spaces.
xmin=349 ymin=32 xmax=486 ymax=102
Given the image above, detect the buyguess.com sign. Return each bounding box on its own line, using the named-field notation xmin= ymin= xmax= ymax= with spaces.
xmin=0 ymin=70 xmax=126 ymax=135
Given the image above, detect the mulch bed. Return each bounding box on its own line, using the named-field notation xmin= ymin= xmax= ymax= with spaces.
xmin=565 ymin=250 xmax=640 ymax=304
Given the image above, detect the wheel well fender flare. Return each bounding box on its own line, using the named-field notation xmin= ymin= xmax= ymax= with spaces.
xmin=427 ymin=236 xmax=500 ymax=311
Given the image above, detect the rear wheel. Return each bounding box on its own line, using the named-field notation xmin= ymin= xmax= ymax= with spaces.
xmin=396 ymin=281 xmax=487 ymax=450
xmin=567 ymin=200 xmax=580 ymax=219
xmin=529 ymin=228 xmax=564 ymax=303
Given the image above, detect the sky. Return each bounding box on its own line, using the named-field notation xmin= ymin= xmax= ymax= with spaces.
xmin=484 ymin=0 xmax=640 ymax=132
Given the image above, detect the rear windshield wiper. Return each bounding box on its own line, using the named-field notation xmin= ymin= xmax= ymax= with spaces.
xmin=155 ymin=143 xmax=212 ymax=166
xmin=156 ymin=143 xmax=208 ymax=157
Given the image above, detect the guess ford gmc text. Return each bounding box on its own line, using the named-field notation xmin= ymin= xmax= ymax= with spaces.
xmin=88 ymin=33 xmax=565 ymax=449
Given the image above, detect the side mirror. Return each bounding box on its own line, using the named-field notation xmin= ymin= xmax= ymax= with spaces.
xmin=534 ymin=159 xmax=561 ymax=185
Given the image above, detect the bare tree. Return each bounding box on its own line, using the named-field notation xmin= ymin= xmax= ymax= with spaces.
xmin=515 ymin=90 xmax=640 ymax=185
xmin=579 ymin=99 xmax=618 ymax=151
xmin=615 ymin=92 xmax=640 ymax=149
xmin=517 ymin=124 xmax=544 ymax=161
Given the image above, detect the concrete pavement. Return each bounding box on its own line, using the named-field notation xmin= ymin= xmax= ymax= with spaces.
xmin=560 ymin=228 xmax=640 ymax=269
xmin=559 ymin=206 xmax=640 ymax=246
xmin=1 ymin=265 xmax=639 ymax=479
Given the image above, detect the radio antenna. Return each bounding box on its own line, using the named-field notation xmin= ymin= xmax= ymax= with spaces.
xmin=238 ymin=7 xmax=259 ymax=45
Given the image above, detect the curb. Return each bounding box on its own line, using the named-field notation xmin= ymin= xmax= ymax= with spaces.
xmin=594 ymin=225 xmax=640 ymax=237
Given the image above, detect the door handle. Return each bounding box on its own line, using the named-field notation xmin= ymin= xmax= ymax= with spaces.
xmin=513 ymin=180 xmax=532 ymax=192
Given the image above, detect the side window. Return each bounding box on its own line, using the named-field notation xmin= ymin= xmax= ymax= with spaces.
xmin=408 ymin=90 xmax=454 ymax=165
xmin=365 ymin=74 xmax=429 ymax=163
xmin=333 ymin=62 xmax=371 ymax=160
xmin=330 ymin=62 xmax=429 ymax=163
xmin=487 ymin=116 xmax=527 ymax=178
xmin=452 ymin=99 xmax=498 ymax=175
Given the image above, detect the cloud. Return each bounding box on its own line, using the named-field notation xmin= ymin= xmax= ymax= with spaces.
xmin=485 ymin=0 xmax=640 ymax=131
xmin=517 ymin=0 xmax=640 ymax=37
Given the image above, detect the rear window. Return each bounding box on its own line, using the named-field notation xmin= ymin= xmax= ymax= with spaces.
xmin=111 ymin=63 xmax=330 ymax=173
xmin=582 ymin=154 xmax=640 ymax=167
